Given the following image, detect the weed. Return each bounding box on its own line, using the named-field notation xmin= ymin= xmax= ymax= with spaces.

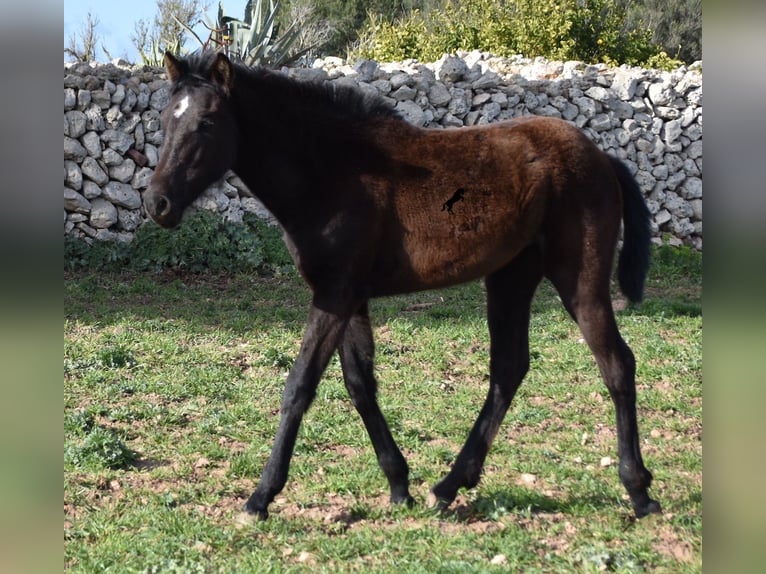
xmin=65 ymin=211 xmax=293 ymax=275
xmin=65 ymin=426 xmax=136 ymax=470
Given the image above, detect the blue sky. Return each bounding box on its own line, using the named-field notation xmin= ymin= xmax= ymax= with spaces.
xmin=64 ymin=0 xmax=216 ymax=63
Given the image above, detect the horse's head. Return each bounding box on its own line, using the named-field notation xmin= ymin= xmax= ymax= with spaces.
xmin=144 ymin=52 xmax=238 ymax=228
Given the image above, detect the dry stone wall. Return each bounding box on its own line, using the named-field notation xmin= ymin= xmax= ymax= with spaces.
xmin=64 ymin=51 xmax=702 ymax=249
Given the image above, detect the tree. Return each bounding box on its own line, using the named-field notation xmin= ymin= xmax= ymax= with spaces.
xmin=132 ymin=0 xmax=209 ymax=65
xmin=285 ymin=0 xmax=337 ymax=62
xmin=65 ymin=12 xmax=106 ymax=63
xmin=620 ymin=0 xmax=701 ymax=63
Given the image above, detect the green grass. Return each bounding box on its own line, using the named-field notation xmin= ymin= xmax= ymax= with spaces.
xmin=65 ymin=246 xmax=702 ymax=572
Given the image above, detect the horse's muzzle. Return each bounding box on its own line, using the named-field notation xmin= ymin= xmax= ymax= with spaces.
xmin=144 ymin=191 xmax=181 ymax=228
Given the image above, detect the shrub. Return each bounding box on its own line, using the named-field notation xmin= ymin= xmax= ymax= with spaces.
xmin=352 ymin=0 xmax=681 ymax=68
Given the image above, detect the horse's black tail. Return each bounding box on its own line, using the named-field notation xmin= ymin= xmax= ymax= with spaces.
xmin=610 ymin=156 xmax=651 ymax=303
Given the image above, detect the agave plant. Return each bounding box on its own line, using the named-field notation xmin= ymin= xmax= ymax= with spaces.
xmin=140 ymin=35 xmax=184 ymax=67
xmin=179 ymin=0 xmax=308 ymax=67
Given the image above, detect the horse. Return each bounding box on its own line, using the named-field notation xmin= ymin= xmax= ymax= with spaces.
xmin=144 ymin=51 xmax=661 ymax=521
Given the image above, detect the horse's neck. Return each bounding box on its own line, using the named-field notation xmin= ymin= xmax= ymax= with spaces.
xmin=232 ymin=153 xmax=306 ymax=231
xmin=229 ymin=79 xmax=403 ymax=230
xmin=228 ymin=86 xmax=305 ymax=222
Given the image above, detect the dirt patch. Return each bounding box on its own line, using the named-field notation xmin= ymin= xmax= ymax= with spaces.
xmin=521 ymin=512 xmax=578 ymax=556
xmin=653 ymin=525 xmax=697 ymax=563
xmin=246 ymin=490 xmax=511 ymax=536
xmin=270 ymin=492 xmax=379 ymax=528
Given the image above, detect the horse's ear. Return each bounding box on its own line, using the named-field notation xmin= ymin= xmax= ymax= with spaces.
xmin=164 ymin=52 xmax=184 ymax=82
xmin=210 ymin=52 xmax=234 ymax=94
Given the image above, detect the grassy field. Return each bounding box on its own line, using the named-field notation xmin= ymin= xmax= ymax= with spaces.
xmin=64 ymin=246 xmax=702 ymax=573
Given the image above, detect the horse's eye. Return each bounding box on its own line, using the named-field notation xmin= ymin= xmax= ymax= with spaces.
xmin=198 ymin=118 xmax=215 ymax=132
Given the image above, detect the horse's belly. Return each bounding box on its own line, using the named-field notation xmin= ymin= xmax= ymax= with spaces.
xmin=369 ymin=215 xmax=532 ymax=296
xmin=407 ymin=232 xmax=522 ymax=288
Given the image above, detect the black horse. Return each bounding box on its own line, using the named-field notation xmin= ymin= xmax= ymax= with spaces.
xmin=144 ymin=51 xmax=660 ymax=520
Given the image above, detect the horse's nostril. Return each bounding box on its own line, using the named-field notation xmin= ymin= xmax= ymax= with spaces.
xmin=156 ymin=196 xmax=172 ymax=217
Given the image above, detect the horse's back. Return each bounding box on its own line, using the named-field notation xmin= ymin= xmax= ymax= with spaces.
xmin=368 ymin=115 xmax=615 ymax=292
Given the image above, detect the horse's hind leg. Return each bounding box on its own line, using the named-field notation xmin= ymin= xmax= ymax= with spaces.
xmin=547 ymin=250 xmax=661 ymax=518
xmin=431 ymin=244 xmax=543 ymax=507
xmin=338 ymin=304 xmax=413 ymax=506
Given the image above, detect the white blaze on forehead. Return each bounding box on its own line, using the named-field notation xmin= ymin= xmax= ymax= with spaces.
xmin=173 ymin=95 xmax=190 ymax=118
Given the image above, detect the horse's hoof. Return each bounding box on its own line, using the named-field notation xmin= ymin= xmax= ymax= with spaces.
xmin=634 ymin=498 xmax=662 ymax=519
xmin=426 ymin=491 xmax=451 ymax=511
xmin=391 ymin=493 xmax=415 ymax=508
xmin=242 ymin=501 xmax=269 ymax=521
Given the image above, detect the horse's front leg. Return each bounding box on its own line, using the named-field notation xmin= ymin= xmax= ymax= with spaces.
xmin=244 ymin=303 xmax=352 ymax=519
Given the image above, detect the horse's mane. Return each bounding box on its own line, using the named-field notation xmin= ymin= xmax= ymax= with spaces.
xmin=175 ymin=51 xmax=402 ymax=127
xmin=172 ymin=51 xmax=408 ymax=175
